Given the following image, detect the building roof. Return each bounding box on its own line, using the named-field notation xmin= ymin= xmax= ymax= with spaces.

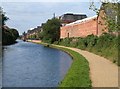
xmin=65 ymin=13 xmax=87 ymax=15
xmin=66 ymin=15 xmax=97 ymax=26
xmin=59 ymin=13 xmax=87 ymax=23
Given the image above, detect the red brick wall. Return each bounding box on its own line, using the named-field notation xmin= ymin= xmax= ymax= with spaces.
xmin=60 ymin=11 xmax=109 ymax=39
xmin=60 ymin=17 xmax=98 ymax=38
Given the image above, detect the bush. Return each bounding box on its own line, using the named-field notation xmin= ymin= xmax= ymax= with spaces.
xmin=59 ymin=38 xmax=71 ymax=46
xmin=77 ymin=37 xmax=86 ymax=50
xmin=85 ymin=34 xmax=98 ymax=48
xmin=2 ymin=27 xmax=19 ymax=45
xmin=96 ymin=33 xmax=116 ymax=49
xmin=54 ymin=33 xmax=118 ymax=65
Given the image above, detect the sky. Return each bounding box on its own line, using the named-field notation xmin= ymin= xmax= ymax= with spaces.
xmin=1 ymin=1 xmax=101 ymax=35
xmin=1 ymin=0 xmax=102 ymax=2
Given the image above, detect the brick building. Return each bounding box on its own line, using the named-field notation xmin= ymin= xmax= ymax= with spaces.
xmin=26 ymin=26 xmax=43 ymax=39
xmin=60 ymin=13 xmax=108 ymax=38
xmin=60 ymin=15 xmax=98 ymax=38
xmin=60 ymin=3 xmax=118 ymax=38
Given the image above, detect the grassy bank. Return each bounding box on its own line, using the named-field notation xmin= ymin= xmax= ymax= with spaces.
xmin=54 ymin=33 xmax=119 ymax=66
xmin=31 ymin=41 xmax=91 ymax=87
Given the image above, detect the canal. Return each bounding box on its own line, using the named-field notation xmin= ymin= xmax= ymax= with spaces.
xmin=2 ymin=40 xmax=72 ymax=87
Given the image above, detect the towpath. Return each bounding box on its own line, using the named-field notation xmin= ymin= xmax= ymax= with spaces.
xmin=54 ymin=45 xmax=118 ymax=87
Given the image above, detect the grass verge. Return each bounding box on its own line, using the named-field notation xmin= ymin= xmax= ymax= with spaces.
xmin=32 ymin=41 xmax=91 ymax=88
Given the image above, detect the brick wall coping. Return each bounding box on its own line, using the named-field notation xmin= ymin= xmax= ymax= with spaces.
xmin=65 ymin=15 xmax=98 ymax=26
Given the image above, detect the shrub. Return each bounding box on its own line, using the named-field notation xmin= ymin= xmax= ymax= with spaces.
xmin=59 ymin=38 xmax=71 ymax=46
xmin=96 ymin=33 xmax=116 ymax=49
xmin=2 ymin=27 xmax=19 ymax=45
xmin=85 ymin=34 xmax=98 ymax=48
xmin=55 ymin=33 xmax=118 ymax=65
xmin=77 ymin=38 xmax=86 ymax=50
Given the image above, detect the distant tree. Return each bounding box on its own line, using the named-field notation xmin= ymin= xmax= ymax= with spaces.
xmin=1 ymin=7 xmax=19 ymax=45
xmin=10 ymin=28 xmax=19 ymax=40
xmin=22 ymin=31 xmax=26 ymax=36
xmin=0 ymin=7 xmax=9 ymax=25
xmin=2 ymin=27 xmax=19 ymax=45
xmin=41 ymin=18 xmax=61 ymax=43
xmin=22 ymin=31 xmax=27 ymax=40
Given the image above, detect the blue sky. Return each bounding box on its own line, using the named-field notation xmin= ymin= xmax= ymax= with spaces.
xmin=1 ymin=1 xmax=101 ymax=35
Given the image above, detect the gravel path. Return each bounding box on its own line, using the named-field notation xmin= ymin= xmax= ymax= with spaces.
xmin=54 ymin=45 xmax=118 ymax=87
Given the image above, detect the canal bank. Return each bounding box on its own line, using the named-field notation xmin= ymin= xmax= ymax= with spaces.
xmin=28 ymin=40 xmax=91 ymax=87
xmin=29 ymin=40 xmax=118 ymax=88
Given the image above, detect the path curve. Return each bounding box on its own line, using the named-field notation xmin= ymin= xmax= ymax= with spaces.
xmin=54 ymin=45 xmax=118 ymax=87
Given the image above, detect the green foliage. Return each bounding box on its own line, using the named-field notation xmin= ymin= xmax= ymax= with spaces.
xmin=85 ymin=34 xmax=98 ymax=47
xmin=55 ymin=33 xmax=119 ymax=66
xmin=10 ymin=28 xmax=19 ymax=40
xmin=91 ymin=33 xmax=118 ymax=64
xmin=89 ymin=1 xmax=120 ymax=32
xmin=77 ymin=38 xmax=86 ymax=50
xmin=103 ymin=2 xmax=120 ymax=32
xmin=2 ymin=27 xmax=19 ymax=45
xmin=40 ymin=18 xmax=61 ymax=43
xmin=59 ymin=38 xmax=71 ymax=46
xmin=95 ymin=33 xmax=116 ymax=48
xmin=0 ymin=7 xmax=9 ymax=25
xmin=88 ymin=2 xmax=119 ymax=65
xmin=118 ymin=35 xmax=120 ymax=66
xmin=28 ymin=34 xmax=37 ymax=40
xmin=0 ymin=7 xmax=19 ymax=45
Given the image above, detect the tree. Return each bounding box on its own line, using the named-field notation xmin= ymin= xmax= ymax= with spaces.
xmin=40 ymin=18 xmax=61 ymax=43
xmin=89 ymin=0 xmax=120 ymax=65
xmin=0 ymin=7 xmax=9 ymax=25
xmin=10 ymin=28 xmax=19 ymax=40
xmin=89 ymin=0 xmax=120 ymax=32
xmin=0 ymin=7 xmax=19 ymax=45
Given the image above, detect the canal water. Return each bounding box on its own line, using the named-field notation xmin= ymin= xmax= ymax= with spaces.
xmin=2 ymin=40 xmax=72 ymax=87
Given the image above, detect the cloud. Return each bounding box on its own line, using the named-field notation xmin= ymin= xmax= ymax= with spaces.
xmin=1 ymin=2 xmax=101 ymax=35
xmin=2 ymin=0 xmax=100 ymax=2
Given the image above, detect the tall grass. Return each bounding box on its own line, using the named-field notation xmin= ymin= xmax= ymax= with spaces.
xmin=54 ymin=33 xmax=119 ymax=66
